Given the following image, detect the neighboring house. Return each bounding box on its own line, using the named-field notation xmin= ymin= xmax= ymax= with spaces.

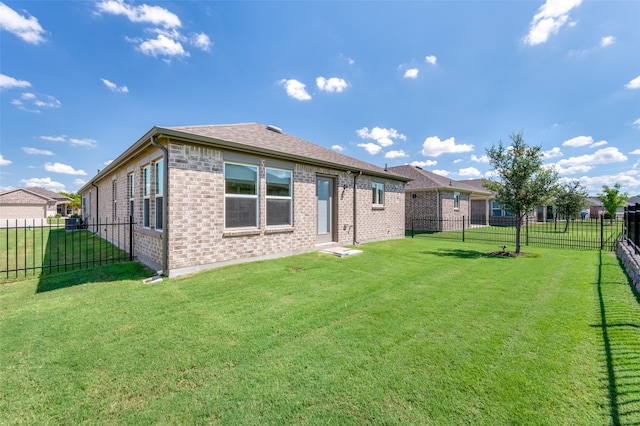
xmin=0 ymin=187 xmax=71 ymax=219
xmin=586 ymin=196 xmax=640 ymax=219
xmin=387 ymin=165 xmax=492 ymax=230
xmin=78 ymin=123 xmax=410 ymax=277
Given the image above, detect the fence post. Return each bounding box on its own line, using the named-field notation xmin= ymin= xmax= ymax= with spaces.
xmin=635 ymin=203 xmax=639 ymax=255
xmin=411 ymin=217 xmax=414 ymax=238
xmin=600 ymin=215 xmax=604 ymax=250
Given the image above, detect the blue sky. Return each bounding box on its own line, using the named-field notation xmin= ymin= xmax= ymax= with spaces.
xmin=1 ymin=0 xmax=639 ymax=196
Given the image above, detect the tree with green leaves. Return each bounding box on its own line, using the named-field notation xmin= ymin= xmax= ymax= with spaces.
xmin=554 ymin=180 xmax=589 ymax=232
xmin=483 ymin=131 xmax=558 ymax=254
xmin=60 ymin=192 xmax=81 ymax=213
xmin=597 ymin=183 xmax=628 ymax=222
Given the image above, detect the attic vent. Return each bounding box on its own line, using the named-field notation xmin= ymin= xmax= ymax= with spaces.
xmin=266 ymin=124 xmax=283 ymax=134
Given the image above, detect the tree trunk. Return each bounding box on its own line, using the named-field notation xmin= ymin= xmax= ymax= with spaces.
xmin=564 ymin=218 xmax=570 ymax=233
xmin=515 ymin=217 xmax=522 ymax=254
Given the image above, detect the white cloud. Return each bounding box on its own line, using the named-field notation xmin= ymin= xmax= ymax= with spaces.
xmin=385 ymin=150 xmax=408 ymax=159
xmin=73 ymin=179 xmax=87 ymax=186
xmin=590 ymin=141 xmax=608 ymax=148
xmin=454 ymin=159 xmax=463 ymax=164
xmin=40 ymin=135 xmax=66 ymax=142
xmin=626 ymin=75 xmax=640 ymax=90
xmin=404 ymin=68 xmax=419 ymax=79
xmin=421 ymin=136 xmax=474 ymax=157
xmin=600 ymin=36 xmax=615 ymax=47
xmin=11 ymin=92 xmax=61 ymax=112
xmin=21 ymin=177 xmax=65 ymax=192
xmin=331 ymin=145 xmax=344 ymax=152
xmin=104 ymin=160 xmax=114 ymax=166
xmin=562 ymin=135 xmax=606 ymax=148
xmin=22 ymin=147 xmax=54 ymax=156
xmin=44 ymin=162 xmax=87 ymax=175
xmin=137 ymin=34 xmax=188 ymax=58
xmin=470 ymin=154 xmax=489 ymax=163
xmin=192 ymin=32 xmax=212 ymax=52
xmin=356 ymin=127 xmax=406 ymax=148
xmin=459 ymin=167 xmax=481 ymax=177
xmin=69 ymin=138 xmax=97 ymax=148
xmin=573 ymin=171 xmax=640 ymax=194
xmin=542 ymin=147 xmax=563 ymax=159
xmin=524 ymin=0 xmax=582 ymax=46
xmin=278 ymin=79 xmax=311 ymax=101
xmin=357 ymin=143 xmax=382 ymax=155
xmin=410 ymin=160 xmax=438 ymax=168
xmin=425 ymin=55 xmax=437 ymax=65
xmin=96 ymin=0 xmax=181 ymax=28
xmin=316 ymin=77 xmax=349 ymax=93
xmin=554 ymin=147 xmax=628 ymax=174
xmin=101 ymin=78 xmax=129 ymax=93
xmin=0 ymin=154 xmax=12 ymax=166
xmin=0 ymin=2 xmax=46 ymax=44
xmin=633 ymin=118 xmax=640 ymax=128
xmin=432 ymin=169 xmax=450 ymax=177
xmin=0 ymin=73 xmax=31 ymax=89
xmin=630 ymin=149 xmax=640 ymax=155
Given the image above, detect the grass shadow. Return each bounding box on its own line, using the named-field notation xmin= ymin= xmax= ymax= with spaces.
xmin=419 ymin=249 xmax=510 ymax=259
xmin=36 ymin=261 xmax=153 ymax=293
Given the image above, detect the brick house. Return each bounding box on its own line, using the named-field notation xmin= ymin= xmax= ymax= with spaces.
xmin=0 ymin=187 xmax=71 ymax=220
xmin=388 ymin=165 xmax=492 ymax=231
xmin=78 ymin=123 xmax=410 ymax=277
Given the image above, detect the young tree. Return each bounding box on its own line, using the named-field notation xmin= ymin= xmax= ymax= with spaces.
xmin=554 ymin=180 xmax=589 ymax=232
xmin=597 ymin=183 xmax=628 ymax=222
xmin=60 ymin=192 xmax=81 ymax=213
xmin=483 ymin=131 xmax=558 ymax=254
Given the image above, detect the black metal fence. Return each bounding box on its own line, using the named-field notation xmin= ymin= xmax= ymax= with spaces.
xmin=410 ymin=215 xmax=624 ymax=251
xmin=1 ymin=217 xmax=134 ymax=280
xmin=624 ymin=204 xmax=639 ymax=255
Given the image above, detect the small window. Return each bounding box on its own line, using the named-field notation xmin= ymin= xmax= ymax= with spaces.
xmin=372 ymin=182 xmax=384 ymax=206
xmin=143 ymin=165 xmax=150 ymax=228
xmin=155 ymin=160 xmax=163 ymax=230
xmin=112 ymin=180 xmax=117 ymax=222
xmin=128 ymin=173 xmax=135 ymax=219
xmin=224 ymin=162 xmax=258 ymax=228
xmin=266 ymin=168 xmax=292 ymax=226
xmin=454 ymin=192 xmax=460 ymax=210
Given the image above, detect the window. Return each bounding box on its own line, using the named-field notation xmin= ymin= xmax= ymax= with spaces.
xmin=224 ymin=162 xmax=258 ymax=228
xmin=128 ymin=173 xmax=135 ymax=219
xmin=266 ymin=168 xmax=292 ymax=226
xmin=143 ymin=165 xmax=150 ymax=228
xmin=112 ymin=180 xmax=117 ymax=221
xmin=372 ymin=182 xmax=384 ymax=206
xmin=491 ymin=201 xmax=514 ymax=217
xmin=454 ymin=192 xmax=460 ymax=210
xmin=155 ymin=160 xmax=163 ymax=230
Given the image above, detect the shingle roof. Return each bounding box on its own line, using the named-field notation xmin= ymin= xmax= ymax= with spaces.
xmin=160 ymin=123 xmax=411 ymax=182
xmin=25 ymin=187 xmax=70 ymax=201
xmin=387 ymin=165 xmax=491 ymax=195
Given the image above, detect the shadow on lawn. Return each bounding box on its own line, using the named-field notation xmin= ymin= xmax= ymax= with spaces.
xmin=419 ymin=249 xmax=511 ymax=259
xmin=36 ymin=262 xmax=152 ymax=293
xmin=592 ymin=251 xmax=640 ymax=426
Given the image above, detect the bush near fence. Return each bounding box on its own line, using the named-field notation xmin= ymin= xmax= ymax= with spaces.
xmin=410 ymin=215 xmax=624 ymax=251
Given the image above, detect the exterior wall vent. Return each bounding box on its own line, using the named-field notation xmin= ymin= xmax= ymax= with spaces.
xmin=266 ymin=124 xmax=283 ymax=134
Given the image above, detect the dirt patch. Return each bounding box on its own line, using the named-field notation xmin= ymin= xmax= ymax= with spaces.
xmin=489 ymin=250 xmax=535 ymax=257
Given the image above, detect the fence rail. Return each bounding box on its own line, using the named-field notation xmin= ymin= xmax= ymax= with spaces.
xmin=1 ymin=217 xmax=134 ymax=280
xmin=624 ymin=204 xmax=640 ymax=255
xmin=410 ymin=215 xmax=624 ymax=251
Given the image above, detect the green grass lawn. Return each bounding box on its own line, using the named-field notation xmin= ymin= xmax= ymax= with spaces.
xmin=1 ymin=238 xmax=638 ymax=424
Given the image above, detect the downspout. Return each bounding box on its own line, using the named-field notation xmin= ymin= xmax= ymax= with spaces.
xmin=353 ymin=171 xmax=362 ymax=245
xmin=151 ymin=135 xmax=169 ymax=275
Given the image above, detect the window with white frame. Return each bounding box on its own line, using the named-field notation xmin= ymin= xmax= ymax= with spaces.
xmin=224 ymin=162 xmax=258 ymax=228
xmin=454 ymin=192 xmax=460 ymax=210
xmin=155 ymin=160 xmax=163 ymax=230
xmin=128 ymin=173 xmax=135 ymax=220
xmin=372 ymin=181 xmax=384 ymax=206
xmin=143 ymin=165 xmax=150 ymax=228
xmin=491 ymin=201 xmax=514 ymax=217
xmin=266 ymin=168 xmax=292 ymax=226
xmin=112 ymin=180 xmax=117 ymax=221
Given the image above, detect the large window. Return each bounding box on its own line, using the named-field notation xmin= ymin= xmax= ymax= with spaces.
xmin=491 ymin=201 xmax=514 ymax=217
xmin=225 ymin=162 xmax=258 ymax=228
xmin=128 ymin=173 xmax=135 ymax=219
xmin=454 ymin=192 xmax=460 ymax=210
xmin=372 ymin=182 xmax=384 ymax=206
xmin=266 ymin=168 xmax=292 ymax=226
xmin=143 ymin=165 xmax=150 ymax=228
xmin=155 ymin=160 xmax=163 ymax=230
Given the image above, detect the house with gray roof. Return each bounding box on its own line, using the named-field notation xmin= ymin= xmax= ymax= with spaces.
xmin=0 ymin=187 xmax=71 ymax=220
xmin=78 ymin=123 xmax=410 ymax=277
